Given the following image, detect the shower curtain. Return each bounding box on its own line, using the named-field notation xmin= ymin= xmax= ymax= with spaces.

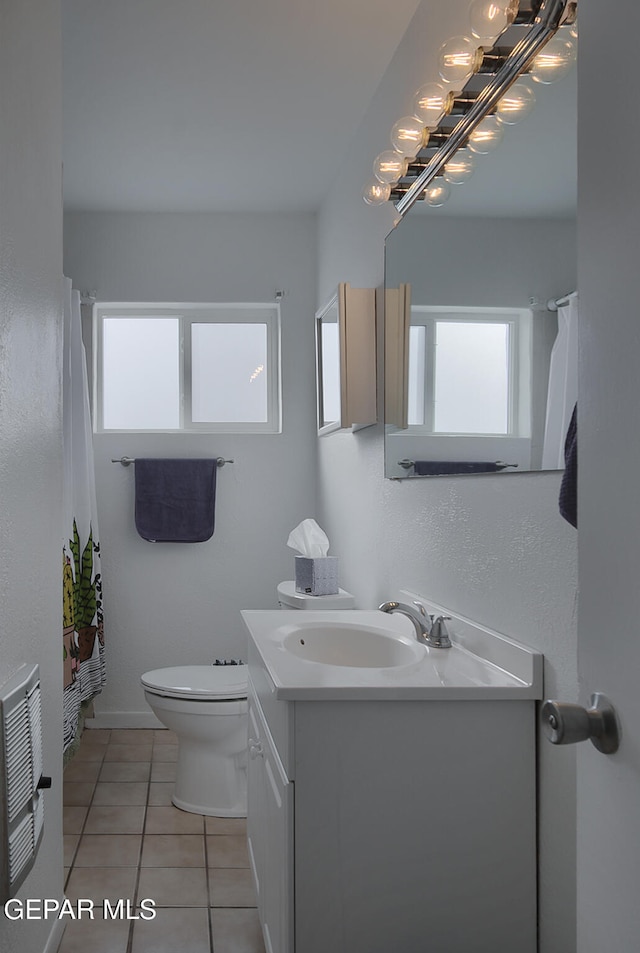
xmin=63 ymin=278 xmax=105 ymax=751
xmin=542 ymin=293 xmax=578 ymax=470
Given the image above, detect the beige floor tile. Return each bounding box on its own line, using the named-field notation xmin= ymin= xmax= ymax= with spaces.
xmin=131 ymin=906 xmax=210 ymax=953
xmin=63 ymin=780 xmax=96 ymax=806
xmin=99 ymin=762 xmax=151 ymax=783
xmin=109 ymin=729 xmax=156 ymax=745
xmin=73 ymin=743 xmax=107 ymax=762
xmin=104 ymin=743 xmax=153 ymax=763
xmin=64 ymin=760 xmax=102 ymax=783
xmin=65 ymin=866 xmax=137 ymax=903
xmin=74 ymin=834 xmax=142 ymax=867
xmin=93 ymin=782 xmax=149 ymax=806
xmin=63 ymin=805 xmax=88 ymax=834
xmin=210 ymin=908 xmax=265 ymax=953
xmin=81 ymin=728 xmax=111 ymax=744
xmin=141 ymin=834 xmax=205 ymax=868
xmin=64 ymin=834 xmax=80 ymax=867
xmin=205 ymin=816 xmax=247 ymax=836
xmin=151 ymin=744 xmax=178 ymax=762
xmin=56 ymin=915 xmax=131 ymax=953
xmin=147 ymin=782 xmax=174 ymax=806
xmin=145 ymin=806 xmax=204 ymax=835
xmin=150 ymin=761 xmax=177 ymax=782
xmin=206 ymin=835 xmax=250 ymax=868
xmin=153 ymin=729 xmax=178 ymax=745
xmin=85 ymin=805 xmax=146 ymax=834
xmin=209 ymin=868 xmax=257 ymax=908
xmin=137 ymin=867 xmax=208 ymax=907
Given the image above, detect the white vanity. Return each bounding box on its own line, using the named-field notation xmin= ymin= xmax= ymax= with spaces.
xmin=241 ymin=602 xmax=543 ymax=953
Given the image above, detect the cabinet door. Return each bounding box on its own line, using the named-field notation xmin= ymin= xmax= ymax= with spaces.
xmin=247 ymin=692 xmax=293 ymax=953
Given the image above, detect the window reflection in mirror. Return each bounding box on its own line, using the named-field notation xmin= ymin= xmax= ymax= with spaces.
xmin=383 ymin=65 xmax=577 ymax=479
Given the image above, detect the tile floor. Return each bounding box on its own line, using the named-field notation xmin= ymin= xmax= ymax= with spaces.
xmin=60 ymin=727 xmax=265 ymax=953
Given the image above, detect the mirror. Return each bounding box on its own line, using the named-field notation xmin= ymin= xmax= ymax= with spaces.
xmin=316 ymin=292 xmax=342 ymax=435
xmin=384 ymin=67 xmax=577 ymax=479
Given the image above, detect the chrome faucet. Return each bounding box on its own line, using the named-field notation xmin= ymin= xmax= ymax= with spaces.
xmin=378 ymin=600 xmax=452 ymax=649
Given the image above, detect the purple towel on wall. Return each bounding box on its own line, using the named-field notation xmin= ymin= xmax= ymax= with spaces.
xmin=559 ymin=404 xmax=577 ymax=528
xmin=134 ymin=458 xmax=217 ymax=542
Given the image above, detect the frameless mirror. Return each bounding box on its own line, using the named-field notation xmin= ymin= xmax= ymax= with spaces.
xmin=384 ymin=66 xmax=577 ymax=478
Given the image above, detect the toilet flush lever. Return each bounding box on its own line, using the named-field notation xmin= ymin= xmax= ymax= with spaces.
xmin=541 ymin=693 xmax=620 ymax=754
xmin=248 ymin=738 xmax=264 ymax=759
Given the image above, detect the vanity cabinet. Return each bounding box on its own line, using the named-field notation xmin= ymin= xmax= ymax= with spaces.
xmin=316 ymin=283 xmax=377 ymax=434
xmin=247 ymin=645 xmax=537 ymax=953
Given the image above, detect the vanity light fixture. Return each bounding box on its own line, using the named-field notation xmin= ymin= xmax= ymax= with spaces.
xmin=363 ymin=0 xmax=577 ymax=214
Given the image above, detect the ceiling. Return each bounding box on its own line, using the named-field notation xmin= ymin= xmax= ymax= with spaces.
xmin=62 ymin=0 xmax=576 ymax=218
xmin=62 ymin=0 xmax=422 ymax=212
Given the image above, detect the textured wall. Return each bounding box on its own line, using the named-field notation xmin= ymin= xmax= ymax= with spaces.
xmin=0 ymin=3 xmax=64 ymax=952
xmin=316 ymin=2 xmax=578 ymax=951
xmin=64 ymin=211 xmax=318 ymax=722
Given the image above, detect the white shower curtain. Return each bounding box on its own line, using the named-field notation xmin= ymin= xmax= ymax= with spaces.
xmin=542 ymin=293 xmax=578 ymax=470
xmin=62 ymin=278 xmax=105 ymax=751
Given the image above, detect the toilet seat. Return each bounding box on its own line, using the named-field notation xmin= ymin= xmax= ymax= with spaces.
xmin=141 ymin=665 xmax=247 ymax=701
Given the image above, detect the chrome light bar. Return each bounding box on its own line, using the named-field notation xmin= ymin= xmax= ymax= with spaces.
xmin=394 ymin=0 xmax=575 ymax=217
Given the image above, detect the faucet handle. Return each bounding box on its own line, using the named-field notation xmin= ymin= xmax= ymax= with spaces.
xmin=429 ymin=616 xmax=452 ymax=649
xmin=412 ymin=600 xmax=429 ymax=618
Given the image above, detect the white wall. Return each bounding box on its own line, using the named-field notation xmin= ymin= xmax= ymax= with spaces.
xmin=316 ymin=2 xmax=578 ymax=951
xmin=0 ymin=3 xmax=65 ymax=953
xmin=63 ymin=211 xmax=318 ymax=724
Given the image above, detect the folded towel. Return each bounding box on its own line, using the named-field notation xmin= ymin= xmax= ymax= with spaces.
xmin=559 ymin=404 xmax=577 ymax=528
xmin=413 ymin=461 xmax=502 ymax=476
xmin=134 ymin=458 xmax=217 ymax=542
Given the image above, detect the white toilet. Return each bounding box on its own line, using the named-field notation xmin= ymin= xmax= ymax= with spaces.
xmin=141 ymin=664 xmax=248 ymax=817
xmin=141 ymin=581 xmax=355 ymax=817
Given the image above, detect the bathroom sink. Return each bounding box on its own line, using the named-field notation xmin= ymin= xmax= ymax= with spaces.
xmin=281 ymin=623 xmax=423 ymax=668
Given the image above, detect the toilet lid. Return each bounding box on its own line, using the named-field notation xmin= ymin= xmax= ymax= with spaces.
xmin=141 ymin=665 xmax=247 ymax=700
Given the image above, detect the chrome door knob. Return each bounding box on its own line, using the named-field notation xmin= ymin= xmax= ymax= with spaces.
xmin=541 ymin=693 xmax=619 ymax=754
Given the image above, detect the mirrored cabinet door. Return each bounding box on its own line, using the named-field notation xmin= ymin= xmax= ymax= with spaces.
xmin=316 ymin=283 xmax=376 ymax=435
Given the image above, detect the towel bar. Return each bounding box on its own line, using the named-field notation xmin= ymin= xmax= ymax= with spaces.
xmin=111 ymin=456 xmax=233 ymax=468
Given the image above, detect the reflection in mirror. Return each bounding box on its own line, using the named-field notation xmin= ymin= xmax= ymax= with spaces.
xmin=384 ymin=66 xmax=576 ymax=478
xmin=316 ymin=293 xmax=341 ymax=435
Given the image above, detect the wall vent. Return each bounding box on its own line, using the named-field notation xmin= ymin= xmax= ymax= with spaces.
xmin=0 ymin=664 xmax=48 ymax=901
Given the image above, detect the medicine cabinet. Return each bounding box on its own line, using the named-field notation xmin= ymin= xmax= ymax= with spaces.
xmin=316 ymin=283 xmax=377 ymax=435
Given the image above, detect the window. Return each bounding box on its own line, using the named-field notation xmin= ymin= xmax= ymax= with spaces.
xmin=93 ymin=303 xmax=281 ymax=433
xmin=407 ymin=306 xmax=532 ymax=436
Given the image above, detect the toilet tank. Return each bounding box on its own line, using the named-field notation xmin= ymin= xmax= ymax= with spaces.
xmin=277 ymin=581 xmax=355 ymax=610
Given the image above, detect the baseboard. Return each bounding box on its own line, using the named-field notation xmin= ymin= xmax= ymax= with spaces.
xmin=85 ymin=711 xmax=164 ymax=729
xmin=43 ymin=914 xmax=66 ymax=953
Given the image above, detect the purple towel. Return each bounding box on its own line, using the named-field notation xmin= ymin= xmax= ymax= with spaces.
xmin=559 ymin=404 xmax=577 ymax=528
xmin=413 ymin=461 xmax=501 ymax=476
xmin=134 ymin=458 xmax=217 ymax=542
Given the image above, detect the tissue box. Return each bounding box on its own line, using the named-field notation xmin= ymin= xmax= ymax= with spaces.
xmin=294 ymin=556 xmax=339 ymax=596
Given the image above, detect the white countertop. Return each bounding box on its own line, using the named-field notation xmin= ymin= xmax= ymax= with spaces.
xmin=241 ymin=606 xmax=543 ymax=701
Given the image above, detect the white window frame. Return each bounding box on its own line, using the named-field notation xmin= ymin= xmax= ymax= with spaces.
xmin=408 ymin=305 xmax=532 ymax=437
xmin=93 ymin=302 xmax=281 ymax=434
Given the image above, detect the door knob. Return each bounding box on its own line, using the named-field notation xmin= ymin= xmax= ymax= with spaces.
xmin=541 ymin=693 xmax=619 ymax=754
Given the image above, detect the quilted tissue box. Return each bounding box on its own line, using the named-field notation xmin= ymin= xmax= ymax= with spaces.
xmin=294 ymin=556 xmax=339 ymax=595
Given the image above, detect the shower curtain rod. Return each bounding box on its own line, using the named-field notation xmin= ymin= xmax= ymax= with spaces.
xmin=547 ymin=291 xmax=577 ymax=311
xmin=110 ymin=456 xmax=233 ymax=467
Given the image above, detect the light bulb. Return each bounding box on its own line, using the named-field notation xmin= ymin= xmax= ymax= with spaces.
xmin=438 ymin=36 xmax=483 ymax=85
xmin=413 ymin=82 xmax=449 ymax=130
xmin=390 ymin=116 xmax=427 ymax=159
xmin=443 ymin=149 xmax=476 ymax=185
xmin=467 ymin=115 xmax=504 ymax=154
xmin=362 ymin=180 xmax=391 ymax=206
xmin=529 ymin=35 xmax=577 ymax=85
xmin=469 ymin=0 xmax=519 ymax=43
xmin=373 ymin=150 xmax=408 ymax=185
xmin=424 ymin=180 xmax=451 ymax=207
xmin=496 ymin=79 xmax=536 ymax=125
